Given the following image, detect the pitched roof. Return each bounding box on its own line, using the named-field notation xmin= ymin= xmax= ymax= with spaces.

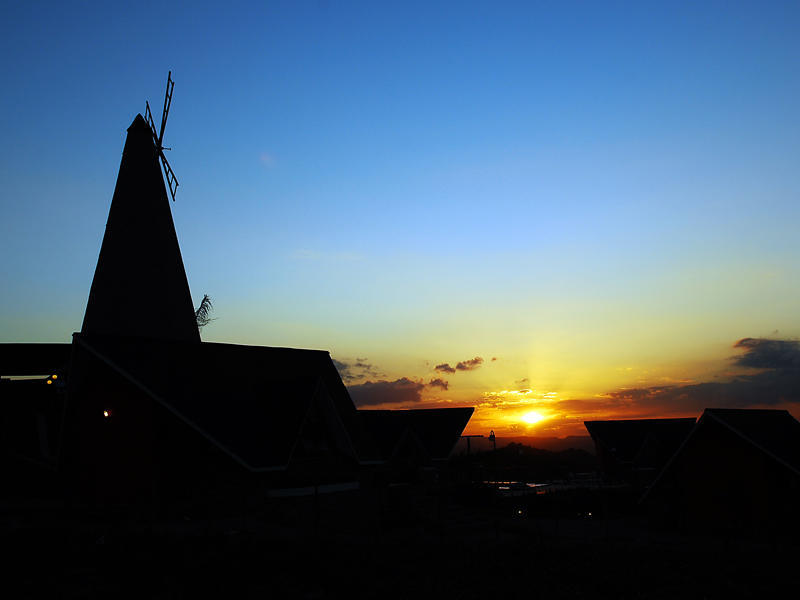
xmin=0 ymin=343 xmax=71 ymax=376
xmin=81 ymin=114 xmax=199 ymax=342
xmin=73 ymin=334 xmax=374 ymax=470
xmin=584 ymin=418 xmax=696 ymax=463
xmin=359 ymin=407 xmax=474 ymax=460
xmin=641 ymin=408 xmax=800 ymax=503
xmin=703 ymin=408 xmax=800 ymax=475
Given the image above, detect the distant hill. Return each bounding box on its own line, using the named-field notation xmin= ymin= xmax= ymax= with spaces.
xmin=453 ymin=435 xmax=594 ymax=455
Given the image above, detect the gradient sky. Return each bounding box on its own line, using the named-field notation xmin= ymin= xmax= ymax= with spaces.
xmin=3 ymin=1 xmax=800 ymax=436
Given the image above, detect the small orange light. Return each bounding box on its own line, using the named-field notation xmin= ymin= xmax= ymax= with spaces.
xmin=103 ymin=410 xmax=111 ymax=418
xmin=51 ymin=374 xmax=58 ymax=380
xmin=46 ymin=380 xmax=53 ymax=385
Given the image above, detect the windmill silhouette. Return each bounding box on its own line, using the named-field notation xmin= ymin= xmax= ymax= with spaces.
xmin=145 ymin=71 xmax=179 ymax=201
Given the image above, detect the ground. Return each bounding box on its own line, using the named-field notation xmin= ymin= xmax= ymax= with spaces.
xmin=3 ymin=484 xmax=799 ymax=599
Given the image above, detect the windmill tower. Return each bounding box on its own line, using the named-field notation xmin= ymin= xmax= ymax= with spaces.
xmin=81 ymin=73 xmax=200 ymax=342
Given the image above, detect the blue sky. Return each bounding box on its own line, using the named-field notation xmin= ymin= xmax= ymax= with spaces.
xmin=3 ymin=1 xmax=800 ymax=433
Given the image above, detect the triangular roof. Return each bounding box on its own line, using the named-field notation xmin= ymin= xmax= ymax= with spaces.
xmin=81 ymin=114 xmax=199 ymax=342
xmin=73 ymin=334 xmax=373 ymax=471
xmin=642 ymin=408 xmax=800 ymax=502
xmin=359 ymin=408 xmax=474 ymax=460
xmin=701 ymin=408 xmax=800 ymax=475
xmin=584 ymin=418 xmax=696 ymax=463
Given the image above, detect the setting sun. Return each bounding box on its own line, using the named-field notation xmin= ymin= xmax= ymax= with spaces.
xmin=521 ymin=411 xmax=545 ymax=425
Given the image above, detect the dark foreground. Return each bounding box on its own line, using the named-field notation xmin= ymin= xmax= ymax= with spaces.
xmin=4 ymin=486 xmax=799 ymax=599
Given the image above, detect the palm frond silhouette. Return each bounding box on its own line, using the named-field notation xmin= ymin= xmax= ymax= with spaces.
xmin=195 ymin=294 xmax=215 ymax=329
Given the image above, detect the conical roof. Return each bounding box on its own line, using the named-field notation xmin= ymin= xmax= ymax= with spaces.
xmin=81 ymin=114 xmax=200 ymax=342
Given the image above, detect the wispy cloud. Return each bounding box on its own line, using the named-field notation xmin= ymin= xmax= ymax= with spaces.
xmin=435 ymin=356 xmax=484 ymax=374
xmin=428 ymin=378 xmax=449 ymax=390
xmin=457 ymin=356 xmax=484 ymax=371
xmin=333 ymin=357 xmax=383 ymax=383
xmin=259 ymin=152 xmax=276 ymax=167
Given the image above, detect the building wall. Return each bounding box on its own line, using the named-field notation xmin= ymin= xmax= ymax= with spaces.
xmin=65 ymin=346 xmax=260 ymax=512
xmin=65 ymin=348 xmax=158 ymax=506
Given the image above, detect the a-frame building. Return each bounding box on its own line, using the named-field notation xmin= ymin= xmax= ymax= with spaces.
xmin=64 ymin=112 xmax=376 ymax=506
xmin=1 ymin=105 xmax=473 ymax=510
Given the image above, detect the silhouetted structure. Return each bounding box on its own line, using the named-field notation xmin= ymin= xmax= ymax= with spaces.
xmin=63 ymin=335 xmax=379 ymax=507
xmin=1 ymin=98 xmax=473 ymax=511
xmin=82 ymin=115 xmax=198 ymax=342
xmin=642 ymin=408 xmax=800 ymax=537
xmin=584 ymin=418 xmax=696 ymax=485
xmin=359 ymin=408 xmax=473 ymax=479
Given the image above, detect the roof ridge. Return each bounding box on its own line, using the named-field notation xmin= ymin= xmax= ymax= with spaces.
xmin=704 ymin=410 xmax=800 ymax=478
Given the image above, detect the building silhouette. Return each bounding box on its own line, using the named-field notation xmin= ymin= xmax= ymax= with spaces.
xmin=0 ymin=111 xmax=473 ymax=511
xmin=584 ymin=417 xmax=696 ymax=486
xmin=642 ymin=408 xmax=800 ymax=537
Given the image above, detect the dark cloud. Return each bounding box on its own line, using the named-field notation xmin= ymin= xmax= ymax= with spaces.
xmin=456 ymin=356 xmax=484 ymax=371
xmin=428 ymin=378 xmax=449 ymax=390
xmin=347 ymin=376 xmax=453 ymax=407
xmin=332 ymin=358 xmax=349 ymax=374
xmin=733 ymin=338 xmax=800 ymax=370
xmin=596 ymin=372 xmax=800 ymax=415
xmin=333 ymin=357 xmax=382 ymax=383
xmin=434 ymin=356 xmax=485 ymax=374
xmin=477 ymin=337 xmax=800 ymax=423
xmin=572 ymin=338 xmax=800 ymax=418
xmin=348 ymin=377 xmax=426 ymax=407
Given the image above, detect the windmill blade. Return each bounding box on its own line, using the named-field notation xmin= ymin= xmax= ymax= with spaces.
xmin=158 ymin=71 xmax=174 ymax=148
xmin=144 ymin=101 xmax=159 ymax=142
xmin=145 ymin=72 xmax=180 ymax=201
xmin=160 ymin=153 xmax=179 ymax=202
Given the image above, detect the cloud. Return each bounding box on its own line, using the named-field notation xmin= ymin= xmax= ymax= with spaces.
xmin=594 ymin=375 xmax=800 ymax=415
xmin=732 ymin=337 xmax=800 ymax=370
xmin=333 ymin=357 xmax=382 ymax=383
xmin=473 ymin=337 xmax=800 ymax=430
xmin=259 ymin=152 xmax=275 ymax=167
xmin=456 ymin=356 xmax=484 ymax=371
xmin=435 ymin=356 xmax=484 ymax=374
xmin=428 ymin=378 xmax=449 ymax=390
xmin=347 ymin=375 xmax=452 ymax=406
xmin=348 ymin=377 xmax=426 ymax=406
xmin=568 ymin=337 xmax=800 ymax=419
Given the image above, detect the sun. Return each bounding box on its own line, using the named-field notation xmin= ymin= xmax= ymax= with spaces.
xmin=521 ymin=410 xmax=545 ymax=425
